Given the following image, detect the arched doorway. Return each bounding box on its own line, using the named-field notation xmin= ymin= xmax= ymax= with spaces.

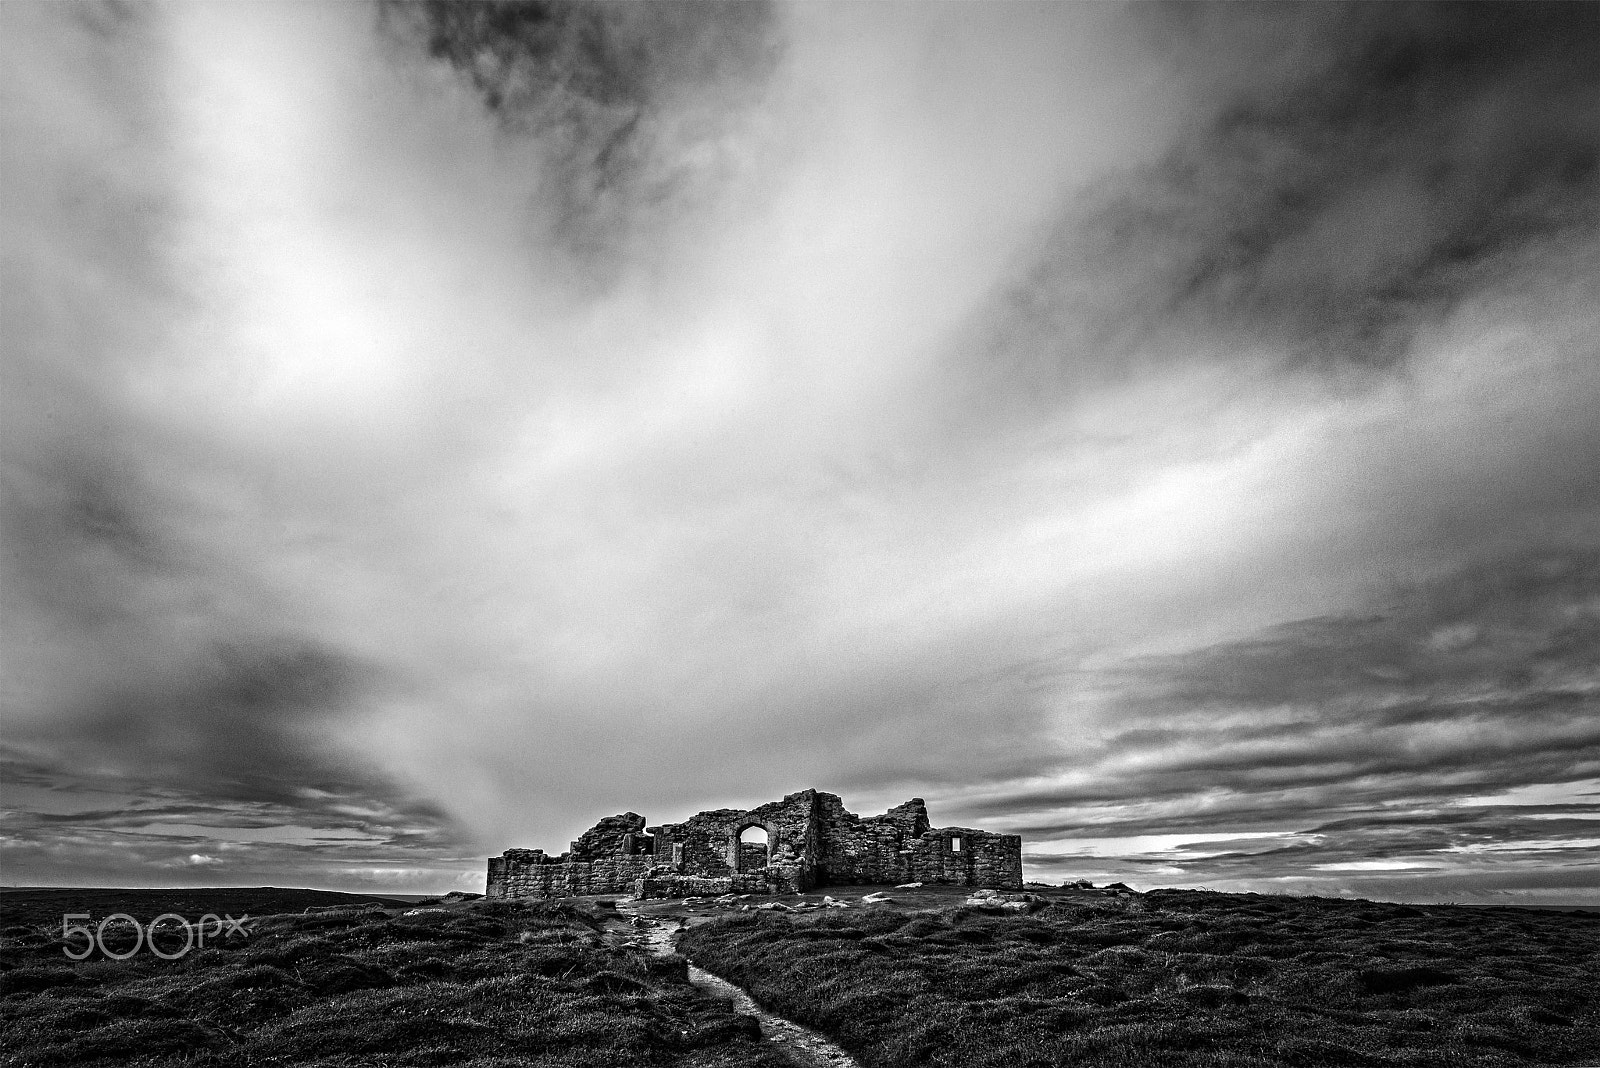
xmin=736 ymin=825 xmax=770 ymax=871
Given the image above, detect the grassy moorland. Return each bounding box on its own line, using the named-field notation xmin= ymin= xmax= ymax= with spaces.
xmin=0 ymin=896 xmax=785 ymax=1068
xmin=0 ymin=888 xmax=415 ymax=931
xmin=678 ymin=888 xmax=1600 ymax=1068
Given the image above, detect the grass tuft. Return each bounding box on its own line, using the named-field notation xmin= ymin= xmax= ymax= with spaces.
xmin=1 ymin=895 xmax=788 ymax=1068
xmin=679 ymin=889 xmax=1600 ymax=1068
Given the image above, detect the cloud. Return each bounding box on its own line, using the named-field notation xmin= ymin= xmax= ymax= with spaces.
xmin=0 ymin=739 xmax=474 ymax=890
xmin=2 ymin=2 xmax=1598 ymax=900
xmin=980 ymin=548 xmax=1600 ymax=901
xmin=384 ymin=0 xmax=781 ymax=275
xmin=983 ymin=547 xmax=1600 ymax=822
xmin=979 ymin=1 xmax=1600 ymax=403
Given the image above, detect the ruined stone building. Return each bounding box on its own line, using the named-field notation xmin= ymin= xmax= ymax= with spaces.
xmin=486 ymin=788 xmax=1022 ymax=899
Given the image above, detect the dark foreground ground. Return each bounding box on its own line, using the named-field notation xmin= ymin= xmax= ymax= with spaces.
xmin=2 ymin=885 xmax=1596 ymax=1068
xmin=676 ymin=886 xmax=1600 ymax=1068
xmin=0 ymin=893 xmax=786 ymax=1068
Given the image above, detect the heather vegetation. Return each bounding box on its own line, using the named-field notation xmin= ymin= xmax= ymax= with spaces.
xmin=0 ymin=888 xmax=413 ymax=931
xmin=678 ymin=889 xmax=1600 ymax=1068
xmin=0 ymin=896 xmax=785 ymax=1068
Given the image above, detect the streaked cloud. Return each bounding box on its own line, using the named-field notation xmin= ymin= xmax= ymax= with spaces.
xmin=2 ymin=1 xmax=1596 ymax=901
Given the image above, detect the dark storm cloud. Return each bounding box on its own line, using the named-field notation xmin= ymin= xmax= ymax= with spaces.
xmin=976 ymin=546 xmax=1600 ymax=839
xmin=1 ymin=741 xmax=473 ymax=888
xmin=2 ymin=439 xmax=470 ymax=873
xmin=71 ymin=640 xmax=370 ymax=800
xmin=382 ymin=0 xmax=780 ymax=269
xmin=0 ymin=635 xmax=475 ymax=860
xmin=3 ymin=431 xmax=427 ymax=815
xmin=989 ymin=1 xmax=1600 ymax=393
xmin=0 ymin=412 xmax=485 ymax=882
xmin=1108 ymin=546 xmax=1600 ymax=724
xmin=0 ymin=747 xmax=62 ymax=789
xmin=2 ymin=776 xmax=457 ymax=851
xmin=4 ymin=454 xmax=168 ymax=633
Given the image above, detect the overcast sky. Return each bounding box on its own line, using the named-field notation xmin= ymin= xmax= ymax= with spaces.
xmin=3 ymin=1 xmax=1598 ymax=904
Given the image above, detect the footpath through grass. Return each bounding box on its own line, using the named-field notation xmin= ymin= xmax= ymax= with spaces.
xmin=678 ymin=888 xmax=1600 ymax=1068
xmin=0 ymin=896 xmax=787 ymax=1068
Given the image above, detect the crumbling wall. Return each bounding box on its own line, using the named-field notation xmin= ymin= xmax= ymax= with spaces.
xmin=812 ymin=792 xmax=908 ymax=885
xmin=485 ymin=847 xmax=660 ymax=899
xmin=571 ymin=812 xmax=653 ymax=860
xmin=903 ymin=827 xmax=1022 ymax=888
xmin=812 ymin=796 xmax=1022 ymax=889
xmin=635 ymin=873 xmax=739 ymax=899
xmin=484 ymin=811 xmax=660 ymax=899
xmin=648 ymin=789 xmax=821 ymax=894
xmin=648 ymin=808 xmax=741 ymax=882
xmin=486 ymin=788 xmax=1022 ymax=898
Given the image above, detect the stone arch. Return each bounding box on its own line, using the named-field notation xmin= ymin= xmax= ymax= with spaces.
xmin=730 ymin=821 xmax=776 ymax=871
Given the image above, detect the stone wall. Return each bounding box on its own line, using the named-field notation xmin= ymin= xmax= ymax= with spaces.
xmin=810 ymin=795 xmax=1022 ymax=889
xmin=634 ymin=872 xmax=767 ymax=899
xmin=485 ymin=850 xmax=660 ymax=899
xmin=648 ymin=789 xmax=822 ymax=894
xmin=903 ymin=827 xmax=1023 ymax=888
xmin=486 ymin=787 xmax=1022 ymax=898
xmin=737 ymin=841 xmax=768 ymax=872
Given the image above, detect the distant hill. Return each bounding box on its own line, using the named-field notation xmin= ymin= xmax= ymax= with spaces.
xmin=1461 ymin=903 xmax=1600 ymax=913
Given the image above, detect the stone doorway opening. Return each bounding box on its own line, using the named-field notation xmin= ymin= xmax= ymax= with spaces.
xmin=736 ymin=825 xmax=770 ymax=871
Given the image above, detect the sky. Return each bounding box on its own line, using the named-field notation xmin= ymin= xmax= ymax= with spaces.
xmin=3 ymin=1 xmax=1598 ymax=905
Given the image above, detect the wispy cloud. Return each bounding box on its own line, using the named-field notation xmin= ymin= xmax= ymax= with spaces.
xmin=0 ymin=741 xmax=472 ymax=889
xmin=995 ymin=2 xmax=1600 ymax=384
xmin=981 ymin=548 xmax=1600 ymax=901
xmin=2 ymin=2 xmax=1597 ymax=898
xmin=381 ymin=0 xmax=781 ymax=275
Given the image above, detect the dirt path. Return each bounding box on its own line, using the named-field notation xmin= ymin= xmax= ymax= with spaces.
xmin=611 ymin=901 xmax=861 ymax=1068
